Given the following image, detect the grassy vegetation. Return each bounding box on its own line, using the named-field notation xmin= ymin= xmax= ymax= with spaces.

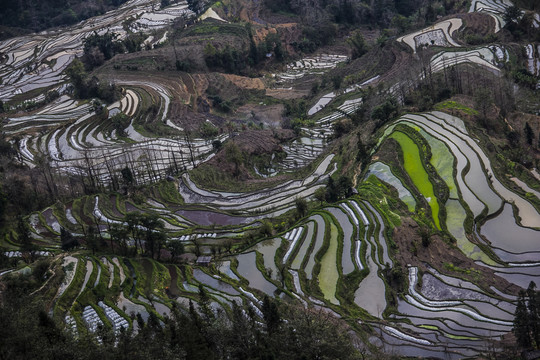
xmin=318 ymin=222 xmax=340 ymax=305
xmin=390 ymin=131 xmax=441 ymax=230
xmin=415 ymin=128 xmax=459 ymax=199
xmin=434 ymin=100 xmax=479 ymax=116
xmin=182 ymin=21 xmax=249 ymax=38
xmin=150 ymin=260 xmax=172 ymax=299
xmin=443 ymin=262 xmax=483 ymax=281
xmin=54 ymin=257 xmax=85 ymax=321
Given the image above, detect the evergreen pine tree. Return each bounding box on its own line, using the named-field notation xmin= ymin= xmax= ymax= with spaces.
xmin=262 ymin=296 xmax=281 ymax=335
xmin=525 ymin=122 xmax=534 ymax=146
xmin=528 ymin=281 xmax=540 ymax=346
xmin=514 ymin=290 xmax=532 ymax=348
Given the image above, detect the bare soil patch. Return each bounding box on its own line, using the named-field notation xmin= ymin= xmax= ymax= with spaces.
xmin=201 ymin=129 xmax=295 ymax=181
xmin=455 ymin=12 xmax=496 ymax=38
xmin=393 ymin=217 xmax=521 ymax=296
xmin=221 ymin=74 xmax=265 ymax=90
xmin=235 ymin=103 xmax=285 ymax=128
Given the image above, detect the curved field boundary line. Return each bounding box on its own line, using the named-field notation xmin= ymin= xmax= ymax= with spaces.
xmin=397 ymin=18 xmax=463 ymax=53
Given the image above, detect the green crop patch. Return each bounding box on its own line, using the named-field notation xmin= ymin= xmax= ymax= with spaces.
xmin=434 ymin=101 xmax=478 ymax=116
xmin=390 ymin=131 xmax=441 ymax=230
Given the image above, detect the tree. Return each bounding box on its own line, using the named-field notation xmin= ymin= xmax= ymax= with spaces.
xmin=197 ymin=284 xmax=214 ymax=321
xmin=425 ymin=3 xmax=436 ymax=23
xmin=168 ymin=241 xmax=185 ymax=261
xmin=121 ymin=166 xmax=135 ymax=186
xmin=326 ymin=176 xmax=352 ymax=202
xmin=371 ymin=97 xmax=398 ymax=128
xmin=347 ymin=31 xmax=368 ymax=59
xmin=212 ymin=140 xmax=222 ymax=151
xmin=278 ymin=305 xmax=358 ymax=359
xmin=295 ymin=197 xmax=308 ymax=218
xmin=60 ymin=227 xmax=79 ymax=251
xmin=528 ymin=281 xmax=540 ymax=346
xmin=225 ymin=142 xmax=243 ymax=177
xmin=507 ymin=130 xmax=521 ymax=148
xmin=392 ymin=14 xmax=410 ymax=34
xmin=259 ymin=220 xmax=273 ymax=237
xmin=515 ymin=290 xmax=532 ymax=348
xmin=108 ymin=223 xmax=129 ymax=255
xmin=417 ymin=227 xmax=431 ymax=247
xmin=199 ymin=121 xmax=218 ymax=138
xmin=111 ymin=113 xmax=129 ymax=137
xmin=331 ymin=74 xmax=342 ymax=90
xmin=85 ymin=226 xmax=100 ymax=255
xmin=333 ymin=118 xmax=353 ymax=138
xmin=474 ymin=88 xmax=492 ymax=128
xmin=18 ymin=216 xmax=36 ymax=261
xmin=83 ymin=31 xmax=121 ymax=63
xmin=356 ymin=139 xmax=368 ymax=163
xmin=66 ymin=59 xmax=87 ymax=91
xmin=525 ymin=122 xmax=534 ymax=146
xmin=503 ymin=5 xmax=522 ymax=26
xmin=139 ymin=214 xmax=165 ymax=259
xmin=314 ymin=187 xmax=326 ymax=206
xmin=262 ymin=296 xmax=281 ymax=335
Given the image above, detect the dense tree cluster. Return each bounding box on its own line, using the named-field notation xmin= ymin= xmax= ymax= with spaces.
xmin=203 ymin=30 xmax=286 ymax=74
xmin=266 ymin=0 xmax=449 ymax=28
xmin=0 ymin=271 xmax=360 ymax=360
xmin=325 ymin=175 xmax=353 ymax=202
xmin=0 ymin=0 xmax=129 ymax=35
xmin=66 ymin=59 xmax=120 ymax=101
xmin=514 ymin=282 xmax=540 ymax=349
xmin=503 ymin=5 xmax=540 ymax=41
xmin=291 ymin=23 xmax=338 ymax=54
xmin=204 ymin=43 xmax=247 ymax=74
xmin=82 ymin=32 xmax=148 ymax=69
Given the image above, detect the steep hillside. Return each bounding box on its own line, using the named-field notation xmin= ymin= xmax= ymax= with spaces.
xmin=0 ymin=0 xmax=539 ymax=358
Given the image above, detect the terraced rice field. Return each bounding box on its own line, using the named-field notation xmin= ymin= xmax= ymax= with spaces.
xmin=397 ymin=18 xmax=463 ymax=53
xmin=25 ymin=107 xmax=540 ymax=357
xmin=7 ymin=83 xmax=228 ymax=186
xmin=429 ymin=47 xmax=504 ymax=75
xmin=275 ymin=54 xmax=348 ymax=82
xmin=178 ymin=154 xmax=336 ymax=217
xmin=469 ymin=0 xmax=513 ymax=32
xmin=378 ymin=112 xmax=540 ymax=261
xmin=0 ymin=0 xmax=194 ymax=102
xmin=1 ymin=0 xmax=538 ymax=354
xmin=366 ymin=162 xmax=417 ymax=212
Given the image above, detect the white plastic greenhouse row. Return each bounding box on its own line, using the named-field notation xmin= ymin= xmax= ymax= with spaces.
xmin=4 ymin=251 xmax=51 ymax=258
xmin=282 ymin=226 xmax=305 ymax=263
xmin=65 ymin=314 xmax=78 ymax=336
xmin=98 ymin=301 xmax=129 ymax=332
xmin=177 ymin=233 xmax=219 ymax=241
xmin=82 ymin=306 xmax=104 ymax=333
